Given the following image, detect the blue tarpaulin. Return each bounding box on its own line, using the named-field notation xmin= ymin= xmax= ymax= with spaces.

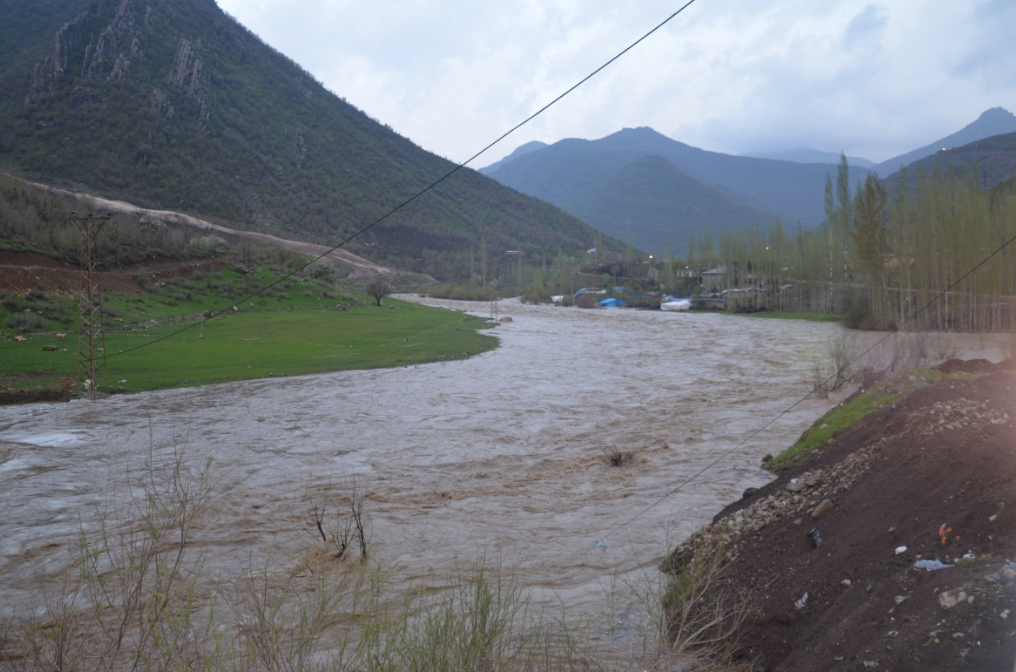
xmin=598 ymin=298 xmax=626 ymax=308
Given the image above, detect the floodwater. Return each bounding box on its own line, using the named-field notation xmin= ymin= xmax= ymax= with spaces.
xmin=1 ymin=301 xmax=872 ymax=617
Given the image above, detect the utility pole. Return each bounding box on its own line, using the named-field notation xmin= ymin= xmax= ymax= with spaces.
xmin=68 ymin=211 xmax=111 ymax=400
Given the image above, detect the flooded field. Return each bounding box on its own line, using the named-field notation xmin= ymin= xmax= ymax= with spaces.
xmin=4 ymin=300 xmax=994 ymax=619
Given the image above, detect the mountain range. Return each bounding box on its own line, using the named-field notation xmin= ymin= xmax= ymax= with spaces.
xmin=3 ymin=0 xmax=1014 ymax=271
xmin=481 ymin=109 xmax=1016 ymax=255
xmin=0 ymin=0 xmax=614 ymax=280
xmin=481 ymin=127 xmax=870 ymax=255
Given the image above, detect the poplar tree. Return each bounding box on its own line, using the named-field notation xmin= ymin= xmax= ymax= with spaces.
xmin=852 ymin=173 xmax=890 ymax=324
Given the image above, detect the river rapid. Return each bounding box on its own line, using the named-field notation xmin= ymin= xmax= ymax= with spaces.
xmin=1 ymin=301 xmax=852 ymax=618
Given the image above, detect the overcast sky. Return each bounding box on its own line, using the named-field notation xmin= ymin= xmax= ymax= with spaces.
xmin=217 ymin=0 xmax=1015 ymax=167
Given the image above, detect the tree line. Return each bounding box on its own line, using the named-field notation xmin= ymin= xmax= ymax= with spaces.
xmin=678 ymin=156 xmax=1016 ymax=331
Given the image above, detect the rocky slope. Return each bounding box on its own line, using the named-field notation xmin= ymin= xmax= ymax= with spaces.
xmin=667 ymin=360 xmax=1016 ymax=671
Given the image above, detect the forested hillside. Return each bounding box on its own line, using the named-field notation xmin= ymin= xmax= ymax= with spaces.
xmin=883 ymin=132 xmax=1016 ymax=191
xmin=0 ymin=0 xmax=613 ymax=280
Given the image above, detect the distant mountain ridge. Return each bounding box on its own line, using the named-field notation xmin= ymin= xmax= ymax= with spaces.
xmin=874 ymin=107 xmax=1016 ymax=175
xmin=483 ymin=127 xmax=870 ymax=254
xmin=478 ymin=141 xmax=548 ymax=176
xmin=0 ymin=0 xmax=613 ymax=279
xmin=744 ymin=149 xmax=875 ymax=168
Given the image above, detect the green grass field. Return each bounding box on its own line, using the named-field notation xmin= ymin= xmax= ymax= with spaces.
xmin=727 ymin=310 xmax=843 ymax=323
xmin=1 ymin=264 xmax=498 ymax=398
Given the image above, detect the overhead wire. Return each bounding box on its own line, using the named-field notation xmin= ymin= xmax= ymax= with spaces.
xmin=105 ymin=0 xmax=701 ymax=357
xmin=596 ymin=228 xmax=1016 ymax=545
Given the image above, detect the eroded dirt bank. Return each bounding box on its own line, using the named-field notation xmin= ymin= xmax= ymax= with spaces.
xmin=669 ymin=359 xmax=1016 ymax=671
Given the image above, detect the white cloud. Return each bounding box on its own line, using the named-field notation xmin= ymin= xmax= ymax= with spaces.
xmin=217 ymin=0 xmax=1016 ymax=165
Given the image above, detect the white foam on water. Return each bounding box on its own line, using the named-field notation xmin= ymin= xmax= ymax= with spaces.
xmin=3 ymin=431 xmax=85 ymax=447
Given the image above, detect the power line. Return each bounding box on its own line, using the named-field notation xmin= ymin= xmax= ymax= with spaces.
xmin=107 ymin=0 xmax=700 ymax=358
xmin=596 ymin=229 xmax=1016 ymax=545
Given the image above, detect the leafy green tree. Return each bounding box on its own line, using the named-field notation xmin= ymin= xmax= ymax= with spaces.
xmin=852 ymin=173 xmax=890 ymax=324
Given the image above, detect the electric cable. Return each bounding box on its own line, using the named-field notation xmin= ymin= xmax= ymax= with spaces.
xmin=596 ymin=229 xmax=1016 ymax=545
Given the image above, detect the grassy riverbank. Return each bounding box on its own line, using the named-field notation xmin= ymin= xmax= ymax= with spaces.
xmin=727 ymin=310 xmax=842 ymax=323
xmin=1 ymin=265 xmax=497 ymax=399
xmin=772 ymin=366 xmax=970 ymax=467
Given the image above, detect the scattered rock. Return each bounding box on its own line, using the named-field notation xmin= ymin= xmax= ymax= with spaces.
xmin=57 ymin=333 xmax=67 ymax=338
xmin=939 ymin=588 xmax=969 ymax=610
xmin=14 ymin=336 xmax=27 ymax=342
xmin=499 ymin=316 xmax=513 ymax=322
xmin=742 ymin=487 xmax=759 ymax=500
xmin=842 ymin=579 xmax=852 ymax=586
xmin=795 ymin=592 xmax=808 ymax=610
xmin=42 ymin=345 xmax=59 ymax=351
xmin=667 ymin=440 xmax=886 ymax=567
xmin=811 ymin=499 xmax=835 ymax=520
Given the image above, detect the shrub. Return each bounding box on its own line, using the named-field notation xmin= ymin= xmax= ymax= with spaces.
xmin=427 ymin=282 xmax=492 ymax=301
xmin=575 ymin=293 xmax=599 ymax=308
xmin=520 ymin=285 xmax=551 ymax=304
xmin=843 ymin=301 xmax=876 ymax=330
xmin=302 ymin=257 xmax=340 ymax=284
xmin=5 ymin=312 xmax=46 ymax=331
xmin=189 ymin=235 xmax=228 ymax=258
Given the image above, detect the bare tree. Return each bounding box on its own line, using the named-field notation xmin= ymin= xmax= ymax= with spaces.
xmin=236 ymin=237 xmax=257 ymax=266
xmin=303 ymin=477 xmax=369 ymax=560
xmin=364 ymin=275 xmax=393 ymax=306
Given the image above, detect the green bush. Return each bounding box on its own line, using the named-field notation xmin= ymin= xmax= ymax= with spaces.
xmin=302 ymin=257 xmax=340 ymax=284
xmin=189 ymin=235 xmax=228 ymax=258
xmin=520 ymin=284 xmax=551 ymax=304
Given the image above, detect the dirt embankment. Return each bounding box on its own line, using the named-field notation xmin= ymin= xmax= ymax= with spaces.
xmin=669 ymin=359 xmax=1016 ymax=671
xmin=0 ymin=249 xmax=228 ymax=296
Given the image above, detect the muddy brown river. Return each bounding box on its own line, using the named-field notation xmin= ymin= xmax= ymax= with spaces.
xmin=1 ymin=301 xmax=872 ymax=618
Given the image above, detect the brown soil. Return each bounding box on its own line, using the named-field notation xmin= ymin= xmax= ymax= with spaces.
xmin=676 ymin=360 xmax=1016 ymax=671
xmin=0 ymin=250 xmax=227 ymax=296
xmin=0 ymin=379 xmax=75 ymax=404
